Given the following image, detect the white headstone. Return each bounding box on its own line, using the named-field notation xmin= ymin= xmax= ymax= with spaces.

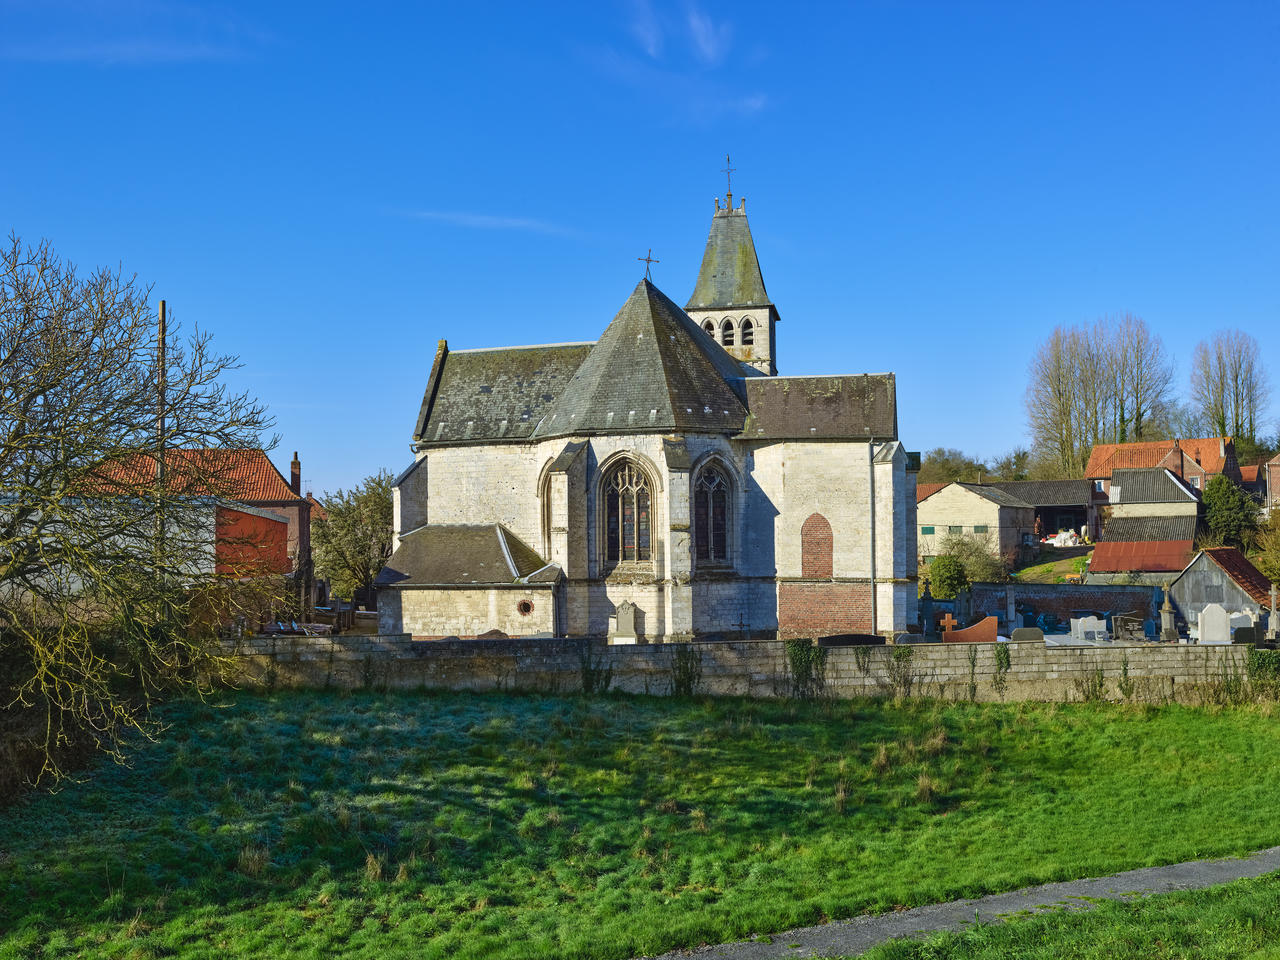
xmin=1071 ymin=616 xmax=1109 ymax=645
xmin=610 ymin=601 xmax=638 ymax=645
xmin=1199 ymin=603 xmax=1231 ymax=645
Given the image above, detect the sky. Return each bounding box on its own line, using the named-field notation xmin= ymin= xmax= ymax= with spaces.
xmin=2 ymin=1 xmax=1277 ymax=494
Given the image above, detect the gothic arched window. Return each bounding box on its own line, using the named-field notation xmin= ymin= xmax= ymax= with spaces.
xmin=741 ymin=318 xmax=754 ymax=346
xmin=604 ymin=461 xmax=651 ymax=567
xmin=702 ymin=319 xmax=716 ymax=339
xmin=694 ymin=466 xmax=730 ymax=565
xmin=721 ymin=319 xmax=735 ymax=346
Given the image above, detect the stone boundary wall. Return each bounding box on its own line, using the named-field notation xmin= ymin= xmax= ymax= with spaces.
xmin=221 ymin=635 xmax=1249 ymax=704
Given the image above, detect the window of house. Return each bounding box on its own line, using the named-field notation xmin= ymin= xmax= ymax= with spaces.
xmin=948 ymin=525 xmax=962 ymax=534
xmin=604 ymin=461 xmax=651 ymax=567
xmin=702 ymin=320 xmax=715 ymax=338
xmin=973 ymin=525 xmax=988 ymax=533
xmin=921 ymin=525 xmax=935 ymax=535
xmin=721 ymin=319 xmax=735 ymax=345
xmin=740 ymin=318 xmax=754 ymax=346
xmin=1189 ymin=476 xmax=1200 ymax=489
xmin=1093 ymin=480 xmax=1104 ymax=493
xmin=693 ymin=466 xmax=730 ymax=564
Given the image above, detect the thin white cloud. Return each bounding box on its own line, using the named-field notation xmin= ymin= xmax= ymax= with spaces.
xmin=686 ymin=6 xmax=731 ymax=65
xmin=403 ymin=210 xmax=574 ymax=236
xmin=628 ymin=0 xmax=663 ymax=58
xmin=0 ymin=1 xmax=268 ymax=64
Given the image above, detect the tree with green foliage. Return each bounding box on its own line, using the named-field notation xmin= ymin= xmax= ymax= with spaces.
xmin=1251 ymin=512 xmax=1280 ymax=585
xmin=939 ymin=531 xmax=1008 ymax=583
xmin=918 ymin=447 xmax=988 ymax=484
xmin=312 ymin=470 xmax=394 ymax=600
xmin=928 ymin=555 xmax=968 ymax=599
xmin=988 ymin=447 xmax=1031 ymax=481
xmin=1202 ymin=474 xmax=1257 ymax=549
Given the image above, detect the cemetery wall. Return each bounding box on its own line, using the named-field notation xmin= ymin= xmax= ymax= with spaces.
xmin=969 ymin=582 xmax=1161 ymax=625
xmin=223 ymin=635 xmax=1247 ymax=704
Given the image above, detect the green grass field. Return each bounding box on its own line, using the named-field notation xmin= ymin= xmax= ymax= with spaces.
xmin=854 ymin=872 xmax=1280 ymax=959
xmin=3 ymin=691 xmax=1279 ymax=959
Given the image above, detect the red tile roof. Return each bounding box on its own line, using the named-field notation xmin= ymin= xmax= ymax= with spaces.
xmin=916 ymin=482 xmax=949 ymax=503
xmin=1089 ymin=540 xmax=1194 ymax=573
xmin=95 ymin=449 xmax=302 ymax=503
xmin=1240 ymin=464 xmax=1261 ymax=484
xmin=1201 ymin=547 xmax=1273 ymax=606
xmin=307 ymin=493 xmax=329 ymax=522
xmin=1086 ymin=437 xmax=1233 ymax=479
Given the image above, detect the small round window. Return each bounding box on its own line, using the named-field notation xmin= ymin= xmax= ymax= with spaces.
xmin=517 ymin=599 xmax=534 ymax=616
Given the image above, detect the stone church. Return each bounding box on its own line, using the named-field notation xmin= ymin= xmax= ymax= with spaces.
xmin=376 ymin=192 xmax=919 ymax=642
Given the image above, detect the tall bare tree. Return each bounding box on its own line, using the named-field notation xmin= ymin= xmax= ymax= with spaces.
xmin=1191 ymin=330 xmax=1271 ymax=442
xmin=1 ymin=235 xmax=274 ymax=783
xmin=1026 ymin=315 xmax=1174 ymax=476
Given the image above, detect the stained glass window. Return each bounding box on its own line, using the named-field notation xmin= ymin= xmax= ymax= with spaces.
xmin=694 ymin=466 xmax=730 ymax=564
xmin=605 ymin=462 xmax=651 ymax=566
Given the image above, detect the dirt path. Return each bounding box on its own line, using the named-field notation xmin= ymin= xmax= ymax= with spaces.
xmin=642 ymin=846 xmax=1280 ymax=959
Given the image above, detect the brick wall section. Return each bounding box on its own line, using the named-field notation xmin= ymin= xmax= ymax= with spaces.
xmin=970 ymin=582 xmax=1161 ymax=625
xmin=800 ymin=513 xmax=833 ymax=578
xmin=777 ymin=582 xmax=872 ymax=638
xmin=222 ymin=635 xmax=1248 ymax=703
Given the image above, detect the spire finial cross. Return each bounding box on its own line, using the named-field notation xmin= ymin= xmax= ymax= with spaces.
xmin=638 ymin=248 xmax=659 ymax=280
xmin=722 ymin=153 xmax=736 ymax=197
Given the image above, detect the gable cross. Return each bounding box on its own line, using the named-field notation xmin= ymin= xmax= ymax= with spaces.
xmin=638 ymin=248 xmax=659 ymax=280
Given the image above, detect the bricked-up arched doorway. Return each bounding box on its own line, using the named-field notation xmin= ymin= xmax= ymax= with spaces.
xmin=800 ymin=512 xmax=833 ymax=579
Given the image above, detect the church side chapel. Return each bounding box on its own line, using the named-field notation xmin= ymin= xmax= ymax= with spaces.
xmin=376 ymin=184 xmax=919 ymax=642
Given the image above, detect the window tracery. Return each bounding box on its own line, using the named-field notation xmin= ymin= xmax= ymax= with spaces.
xmin=604 ymin=461 xmax=651 ymax=567
xmin=694 ymin=466 xmax=730 ymax=565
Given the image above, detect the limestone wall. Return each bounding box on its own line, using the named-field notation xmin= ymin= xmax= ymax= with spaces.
xmin=223 ymin=636 xmax=1248 ymax=704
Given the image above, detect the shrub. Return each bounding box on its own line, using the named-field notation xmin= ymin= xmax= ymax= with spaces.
xmin=929 ymin=555 xmax=968 ymax=599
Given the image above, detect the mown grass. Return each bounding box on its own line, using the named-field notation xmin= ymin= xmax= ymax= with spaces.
xmin=853 ymin=872 xmax=1280 ymax=958
xmin=2 ymin=691 xmax=1279 ymax=959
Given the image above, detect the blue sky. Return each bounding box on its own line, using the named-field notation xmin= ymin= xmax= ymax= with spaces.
xmin=3 ymin=1 xmax=1277 ymax=494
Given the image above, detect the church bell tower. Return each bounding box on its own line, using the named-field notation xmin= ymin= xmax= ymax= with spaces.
xmin=685 ymin=184 xmax=779 ymax=376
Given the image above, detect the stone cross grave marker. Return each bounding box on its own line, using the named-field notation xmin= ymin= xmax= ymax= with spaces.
xmin=939 ymin=613 xmax=958 ymax=633
xmin=1198 ymin=603 xmax=1231 ymax=645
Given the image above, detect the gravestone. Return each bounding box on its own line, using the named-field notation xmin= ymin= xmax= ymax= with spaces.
xmin=1010 ymin=626 xmax=1044 ymax=643
xmin=1232 ymin=625 xmax=1259 ymax=645
xmin=919 ymin=580 xmax=936 ymax=640
xmin=1112 ymin=615 xmax=1144 ymax=644
xmin=1198 ymin=603 xmax=1231 ymax=645
xmin=1070 ymin=616 xmax=1109 ymax=645
xmin=1160 ymin=589 xmax=1178 ymax=642
xmin=611 ymin=601 xmax=638 ymax=645
xmin=942 ymin=616 xmax=998 ymax=643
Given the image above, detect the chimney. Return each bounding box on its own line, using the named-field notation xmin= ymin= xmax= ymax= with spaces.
xmin=1220 ymin=438 xmax=1226 ymax=458
xmin=290 ymin=451 xmax=301 ymax=495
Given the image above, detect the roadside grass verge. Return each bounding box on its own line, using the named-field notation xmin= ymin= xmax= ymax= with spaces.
xmin=853 ymin=871 xmax=1280 ymax=959
xmin=3 ymin=691 xmax=1280 ymax=959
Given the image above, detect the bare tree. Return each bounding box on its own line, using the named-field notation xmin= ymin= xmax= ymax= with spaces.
xmin=1026 ymin=315 xmax=1174 ymax=476
xmin=1191 ymin=330 xmax=1271 ymax=442
xmin=1 ymin=235 xmax=275 ymax=784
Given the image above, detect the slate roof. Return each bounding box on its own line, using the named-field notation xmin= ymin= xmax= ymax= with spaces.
xmin=375 ymin=524 xmax=556 ymax=587
xmin=1109 ymin=468 xmax=1199 ymax=504
xmin=686 ymin=204 xmax=772 ymax=310
xmin=531 ymin=280 xmax=755 ymax=440
xmin=1086 ymin=437 xmax=1235 ymax=479
xmin=1198 ymin=547 xmax=1274 ymax=606
xmin=414 ymin=341 xmax=592 ymax=445
xmin=1090 ymin=540 xmax=1194 ymax=573
xmin=94 ymin=449 xmax=303 ymax=503
xmin=987 ymin=479 xmax=1092 ymax=507
xmin=954 ymin=482 xmax=1033 ymax=508
xmin=1101 ymin=514 xmax=1200 ymax=543
xmin=736 ymin=374 xmax=897 ymax=441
